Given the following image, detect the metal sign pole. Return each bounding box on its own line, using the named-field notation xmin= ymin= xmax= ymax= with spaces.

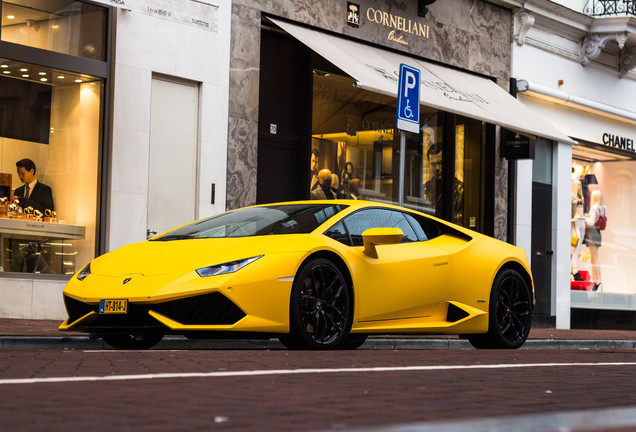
xmin=395 ymin=63 xmax=420 ymax=208
xmin=398 ymin=131 xmax=405 ymax=206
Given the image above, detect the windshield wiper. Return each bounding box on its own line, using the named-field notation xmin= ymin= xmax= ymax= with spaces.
xmin=151 ymin=234 xmax=195 ymax=241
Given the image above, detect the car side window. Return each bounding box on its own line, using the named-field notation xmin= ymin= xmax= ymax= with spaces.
xmin=324 ymin=221 xmax=350 ymax=245
xmin=403 ymin=212 xmax=442 ymax=241
xmin=343 ymin=209 xmax=419 ymax=247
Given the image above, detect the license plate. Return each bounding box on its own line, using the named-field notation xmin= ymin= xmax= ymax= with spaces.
xmin=99 ymin=299 xmax=128 ymax=314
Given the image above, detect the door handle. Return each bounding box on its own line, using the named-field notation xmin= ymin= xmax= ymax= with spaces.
xmin=433 ymin=259 xmax=449 ymax=267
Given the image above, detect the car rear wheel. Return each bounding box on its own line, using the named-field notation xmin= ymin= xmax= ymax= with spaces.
xmin=468 ymin=268 xmax=532 ymax=349
xmin=280 ymin=258 xmax=351 ymax=350
xmin=102 ymin=333 xmax=163 ymax=350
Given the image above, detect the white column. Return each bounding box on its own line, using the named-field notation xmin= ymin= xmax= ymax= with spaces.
xmin=515 ymin=159 xmax=533 ymax=259
xmin=554 ymin=141 xmax=572 ymax=329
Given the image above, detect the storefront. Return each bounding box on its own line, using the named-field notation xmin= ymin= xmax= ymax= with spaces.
xmin=229 ymin=0 xmax=571 ymax=247
xmin=518 ymin=87 xmax=636 ymax=329
xmin=0 ymin=0 xmax=231 ymax=319
xmin=510 ymin=0 xmax=636 ymax=329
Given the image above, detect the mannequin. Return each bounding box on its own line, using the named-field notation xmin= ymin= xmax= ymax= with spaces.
xmin=585 ymin=189 xmax=605 ymax=291
xmin=571 ymin=167 xmax=585 ymax=276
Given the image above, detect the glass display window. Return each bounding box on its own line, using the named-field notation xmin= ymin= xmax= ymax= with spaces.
xmin=310 ymin=69 xmax=485 ymax=231
xmin=571 ymin=158 xmax=636 ymax=297
xmin=311 ymin=71 xmax=397 ymax=203
xmin=1 ymin=0 xmax=107 ymax=61
xmin=0 ymin=58 xmax=103 ymax=274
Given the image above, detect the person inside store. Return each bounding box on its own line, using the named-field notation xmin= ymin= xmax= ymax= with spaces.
xmin=585 ymin=189 xmax=606 ymax=291
xmin=10 ymin=158 xmax=54 ymax=273
xmin=423 ymin=144 xmax=464 ymax=223
xmin=310 ymin=149 xmax=320 ymax=192
xmin=310 ymin=169 xmax=337 ymax=200
xmin=14 ymin=158 xmax=54 ymax=213
xmin=330 ymin=173 xmax=346 ymax=199
xmin=348 ymin=178 xmax=362 ymax=200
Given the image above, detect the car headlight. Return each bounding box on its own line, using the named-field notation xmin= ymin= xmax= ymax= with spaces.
xmin=196 ymin=255 xmax=263 ymax=277
xmin=77 ymin=263 xmax=91 ymax=281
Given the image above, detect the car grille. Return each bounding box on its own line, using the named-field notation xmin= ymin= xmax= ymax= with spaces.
xmin=64 ymin=295 xmax=94 ymax=323
xmin=151 ymin=292 xmax=246 ymax=325
xmin=64 ymin=292 xmax=245 ymax=328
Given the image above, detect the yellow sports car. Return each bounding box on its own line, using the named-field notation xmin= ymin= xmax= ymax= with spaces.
xmin=60 ymin=200 xmax=534 ymax=350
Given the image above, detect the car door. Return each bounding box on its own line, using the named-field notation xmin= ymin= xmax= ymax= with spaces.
xmin=336 ymin=208 xmax=451 ymax=322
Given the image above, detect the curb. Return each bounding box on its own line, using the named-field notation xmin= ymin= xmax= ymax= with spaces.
xmin=2 ymin=336 xmax=635 ymax=350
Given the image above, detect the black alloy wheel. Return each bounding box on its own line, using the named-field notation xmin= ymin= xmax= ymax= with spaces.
xmin=467 ymin=268 xmax=532 ymax=349
xmin=279 ymin=258 xmax=351 ymax=350
xmin=102 ymin=333 xmax=164 ymax=350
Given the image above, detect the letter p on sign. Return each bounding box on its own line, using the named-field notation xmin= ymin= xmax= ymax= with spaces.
xmin=396 ymin=64 xmax=420 ymax=134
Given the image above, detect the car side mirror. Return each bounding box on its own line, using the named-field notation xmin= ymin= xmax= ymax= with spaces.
xmin=362 ymin=227 xmax=404 ymax=258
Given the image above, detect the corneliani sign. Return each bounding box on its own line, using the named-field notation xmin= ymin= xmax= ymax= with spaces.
xmin=365 ymin=7 xmax=430 ymax=46
xmin=602 ymin=133 xmax=635 ymax=153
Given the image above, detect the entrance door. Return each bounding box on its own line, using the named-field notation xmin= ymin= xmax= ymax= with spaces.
xmin=531 ymin=182 xmax=553 ymax=315
xmin=147 ymin=76 xmax=199 ymax=237
xmin=530 ymin=138 xmax=554 ymax=317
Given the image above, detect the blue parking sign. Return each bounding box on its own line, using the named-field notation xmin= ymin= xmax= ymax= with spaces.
xmin=396 ymin=64 xmax=420 ymax=134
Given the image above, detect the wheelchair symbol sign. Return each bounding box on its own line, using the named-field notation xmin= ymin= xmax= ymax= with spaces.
xmin=396 ymin=64 xmax=420 ymax=134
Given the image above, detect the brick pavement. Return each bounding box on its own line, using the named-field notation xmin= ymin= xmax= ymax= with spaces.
xmin=2 ymin=349 xmax=636 ymax=431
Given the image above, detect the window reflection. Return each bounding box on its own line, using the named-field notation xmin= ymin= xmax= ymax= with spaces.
xmin=310 ymin=70 xmax=483 ymax=230
xmin=1 ymin=0 xmax=107 ymax=61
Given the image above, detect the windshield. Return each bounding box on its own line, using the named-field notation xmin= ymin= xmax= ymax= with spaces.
xmin=153 ymin=204 xmax=348 ymax=240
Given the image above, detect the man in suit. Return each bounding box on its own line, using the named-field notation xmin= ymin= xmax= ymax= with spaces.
xmin=10 ymin=159 xmax=54 ymax=273
xmin=14 ymin=158 xmax=54 ymax=213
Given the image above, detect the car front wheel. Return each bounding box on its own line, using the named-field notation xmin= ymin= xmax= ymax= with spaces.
xmin=468 ymin=268 xmax=532 ymax=349
xmin=280 ymin=258 xmax=351 ymax=350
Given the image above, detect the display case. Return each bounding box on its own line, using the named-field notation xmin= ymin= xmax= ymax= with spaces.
xmin=0 ymin=217 xmax=85 ymax=274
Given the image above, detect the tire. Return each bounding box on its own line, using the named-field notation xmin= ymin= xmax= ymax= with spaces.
xmin=281 ymin=258 xmax=351 ymax=350
xmin=102 ymin=333 xmax=163 ymax=350
xmin=337 ymin=333 xmax=368 ymax=350
xmin=468 ymin=268 xmax=532 ymax=349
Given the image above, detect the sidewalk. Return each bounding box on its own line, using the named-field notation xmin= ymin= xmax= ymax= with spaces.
xmin=1 ymin=318 xmax=635 ymax=349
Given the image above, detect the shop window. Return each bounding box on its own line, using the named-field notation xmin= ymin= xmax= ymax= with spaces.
xmin=0 ymin=59 xmax=102 ymax=274
xmin=571 ymin=157 xmax=636 ymax=301
xmin=1 ymin=0 xmax=107 ymax=61
xmin=310 ymin=70 xmax=485 ymax=231
xmin=311 ymin=70 xmax=398 ymax=203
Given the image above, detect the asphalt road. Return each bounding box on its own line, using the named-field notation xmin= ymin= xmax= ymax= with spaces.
xmin=2 ymin=349 xmax=636 ymax=431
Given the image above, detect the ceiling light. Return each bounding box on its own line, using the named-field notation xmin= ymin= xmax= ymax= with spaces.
xmin=39 ymin=72 xmax=46 ymax=75
xmin=22 ymin=74 xmax=29 ymax=78
xmin=3 ymin=71 xmax=10 ymax=74
xmin=75 ymin=79 xmax=82 ymax=83
xmin=40 ymin=78 xmax=47 ymax=82
xmin=7 ymin=15 xmax=15 ymax=19
xmin=0 ymin=65 xmax=7 ymax=68
xmin=57 ymin=75 xmax=65 ymax=79
xmin=19 ymin=68 xmax=27 ymax=72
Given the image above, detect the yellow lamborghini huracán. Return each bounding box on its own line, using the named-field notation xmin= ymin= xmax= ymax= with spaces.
xmin=60 ymin=200 xmax=534 ymax=350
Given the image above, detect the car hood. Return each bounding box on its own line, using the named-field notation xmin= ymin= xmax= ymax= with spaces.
xmin=90 ymin=235 xmax=309 ymax=277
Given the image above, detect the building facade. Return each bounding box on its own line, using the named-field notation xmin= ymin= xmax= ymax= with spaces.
xmin=509 ymin=0 xmax=636 ymax=328
xmin=0 ymin=0 xmax=231 ymax=319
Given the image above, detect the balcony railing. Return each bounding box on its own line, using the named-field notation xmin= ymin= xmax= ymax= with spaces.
xmin=584 ymin=0 xmax=635 ymax=16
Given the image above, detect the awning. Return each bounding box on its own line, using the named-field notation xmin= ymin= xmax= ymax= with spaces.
xmin=269 ymin=18 xmax=576 ymax=145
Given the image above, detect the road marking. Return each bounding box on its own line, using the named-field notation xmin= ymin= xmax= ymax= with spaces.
xmin=1 ymin=362 xmax=636 ymax=385
xmin=328 ymin=405 xmax=636 ymax=432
